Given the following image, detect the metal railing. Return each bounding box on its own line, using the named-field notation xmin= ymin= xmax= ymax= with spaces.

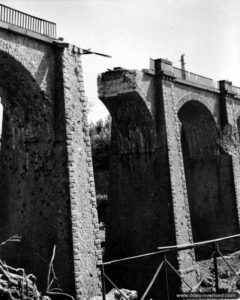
xmin=0 ymin=4 xmax=56 ymax=38
xmin=99 ymin=233 xmax=240 ymax=300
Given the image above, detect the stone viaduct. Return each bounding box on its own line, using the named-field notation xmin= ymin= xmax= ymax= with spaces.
xmin=98 ymin=59 xmax=240 ymax=297
xmin=0 ymin=5 xmax=101 ymax=300
xmin=1 ymin=3 xmax=240 ymax=300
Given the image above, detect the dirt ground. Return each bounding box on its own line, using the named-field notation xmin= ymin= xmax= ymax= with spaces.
xmin=196 ymin=249 xmax=240 ymax=293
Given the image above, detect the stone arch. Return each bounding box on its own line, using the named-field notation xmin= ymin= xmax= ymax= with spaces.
xmin=0 ymin=50 xmax=74 ymax=293
xmin=0 ymin=50 xmax=52 ymax=130
xmin=106 ymin=92 xmax=156 ymax=154
xmin=178 ymin=100 xmax=238 ymax=258
xmin=177 ymin=93 xmax=214 ymax=117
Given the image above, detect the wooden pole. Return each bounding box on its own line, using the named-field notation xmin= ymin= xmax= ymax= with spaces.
xmin=101 ymin=265 xmax=106 ymax=300
xmin=164 ymin=255 xmax=170 ymax=300
xmin=213 ymin=242 xmax=219 ymax=293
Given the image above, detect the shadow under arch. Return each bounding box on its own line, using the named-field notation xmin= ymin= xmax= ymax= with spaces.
xmin=0 ymin=50 xmax=75 ymax=294
xmin=178 ymin=100 xmax=239 ymax=259
xmin=0 ymin=50 xmax=52 ymax=126
xmin=99 ymin=91 xmax=176 ymax=297
xmin=105 ymin=92 xmax=156 ymax=154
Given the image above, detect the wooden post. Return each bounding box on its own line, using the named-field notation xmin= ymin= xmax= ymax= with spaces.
xmin=164 ymin=255 xmax=170 ymax=300
xmin=213 ymin=242 xmax=219 ymax=293
xmin=101 ymin=265 xmax=106 ymax=300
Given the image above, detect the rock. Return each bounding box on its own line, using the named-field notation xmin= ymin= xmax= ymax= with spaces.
xmin=236 ymin=280 xmax=240 ymax=290
xmin=201 ymin=276 xmax=214 ymax=287
xmin=90 ymin=288 xmax=138 ymax=300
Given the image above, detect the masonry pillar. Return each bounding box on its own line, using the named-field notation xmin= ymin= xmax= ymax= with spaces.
xmin=219 ymin=80 xmax=240 ymax=229
xmin=98 ymin=68 xmax=181 ymax=298
xmin=56 ymin=44 xmax=101 ymax=299
xmin=155 ymin=59 xmax=198 ymax=290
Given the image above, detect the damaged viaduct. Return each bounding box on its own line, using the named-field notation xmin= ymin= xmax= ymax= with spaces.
xmin=1 ymin=3 xmax=240 ymax=300
xmin=98 ymin=58 xmax=240 ymax=297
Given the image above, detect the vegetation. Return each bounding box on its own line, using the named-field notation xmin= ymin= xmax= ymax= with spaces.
xmin=89 ymin=116 xmax=111 ymax=229
xmin=89 ymin=115 xmax=111 ymax=172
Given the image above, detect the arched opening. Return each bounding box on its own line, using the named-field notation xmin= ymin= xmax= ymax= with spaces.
xmin=178 ymin=100 xmax=238 ymax=258
xmin=0 ymin=50 xmax=74 ymax=293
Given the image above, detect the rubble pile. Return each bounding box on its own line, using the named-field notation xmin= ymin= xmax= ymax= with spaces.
xmin=0 ymin=260 xmax=51 ymax=300
xmin=90 ymin=288 xmax=138 ymax=300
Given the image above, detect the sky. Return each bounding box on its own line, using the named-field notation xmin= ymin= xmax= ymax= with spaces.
xmin=0 ymin=0 xmax=240 ymax=123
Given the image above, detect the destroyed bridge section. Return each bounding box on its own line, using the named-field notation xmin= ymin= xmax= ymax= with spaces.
xmin=98 ymin=59 xmax=240 ymax=296
xmin=0 ymin=4 xmax=101 ymax=300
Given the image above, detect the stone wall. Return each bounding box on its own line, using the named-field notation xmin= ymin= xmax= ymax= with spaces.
xmin=60 ymin=46 xmax=101 ymax=298
xmin=0 ymin=28 xmax=100 ymax=299
xmin=98 ymin=59 xmax=240 ymax=298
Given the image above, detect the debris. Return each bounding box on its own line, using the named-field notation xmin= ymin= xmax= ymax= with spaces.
xmin=82 ymin=48 xmax=111 ymax=58
xmin=0 ymin=242 xmax=74 ymax=300
xmin=0 ymin=235 xmax=21 ymax=247
xmin=90 ymin=288 xmax=138 ymax=300
xmin=0 ymin=259 xmax=43 ymax=300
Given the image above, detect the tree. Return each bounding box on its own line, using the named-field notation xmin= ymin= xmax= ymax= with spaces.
xmin=89 ymin=115 xmax=111 ymax=226
xmin=89 ymin=115 xmax=111 ymax=171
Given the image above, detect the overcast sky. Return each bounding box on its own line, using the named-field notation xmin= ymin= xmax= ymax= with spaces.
xmin=0 ymin=0 xmax=240 ymax=122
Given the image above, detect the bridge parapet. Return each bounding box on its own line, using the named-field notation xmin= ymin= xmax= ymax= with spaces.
xmin=0 ymin=3 xmax=56 ymax=38
xmin=143 ymin=58 xmax=240 ymax=94
xmin=232 ymin=85 xmax=240 ymax=97
xmin=173 ymin=66 xmax=216 ymax=88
